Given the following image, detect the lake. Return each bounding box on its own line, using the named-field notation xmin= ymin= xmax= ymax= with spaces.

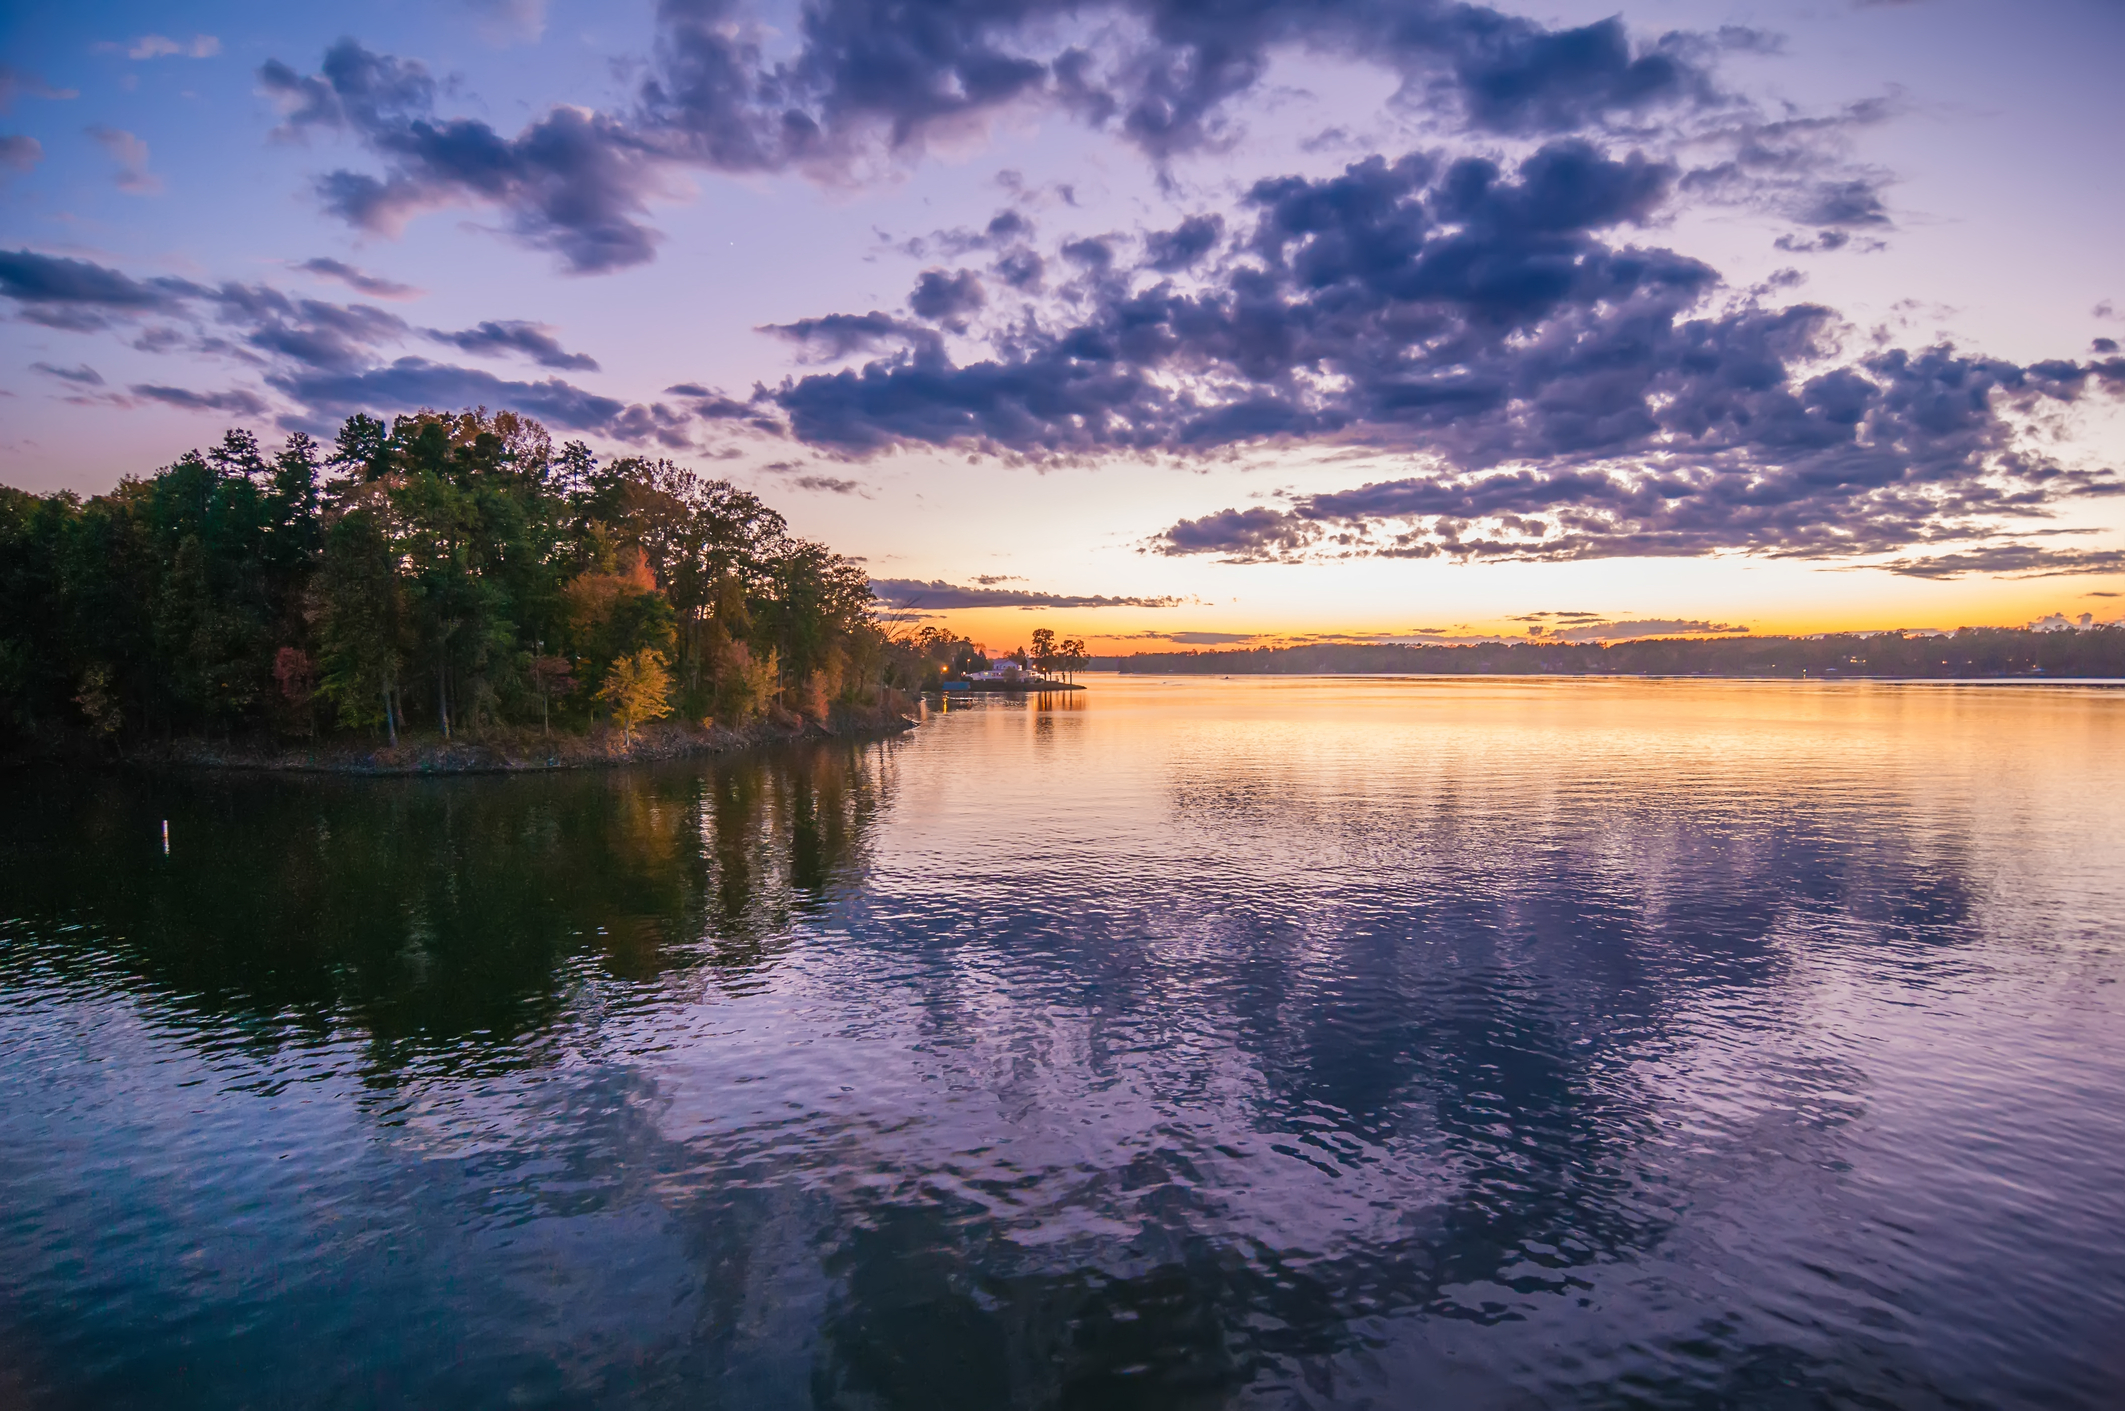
xmin=3 ymin=676 xmax=2122 ymax=1409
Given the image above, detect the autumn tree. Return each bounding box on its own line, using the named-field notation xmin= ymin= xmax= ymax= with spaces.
xmin=0 ymin=407 xmax=902 ymax=751
xmin=599 ymin=649 xmax=673 ymax=743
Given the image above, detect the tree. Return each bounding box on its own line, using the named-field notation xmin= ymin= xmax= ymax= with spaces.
xmin=599 ymin=648 xmax=673 ymax=743
xmin=274 ymin=646 xmax=318 ymax=736
xmin=311 ymin=501 xmax=408 ymax=745
xmin=529 ymin=655 xmax=575 ymax=737
xmin=0 ymin=407 xmax=915 ymax=752
xmin=1030 ymin=627 xmax=1056 ymax=678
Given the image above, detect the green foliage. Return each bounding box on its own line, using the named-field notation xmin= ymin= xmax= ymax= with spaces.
xmin=0 ymin=408 xmax=888 ymax=750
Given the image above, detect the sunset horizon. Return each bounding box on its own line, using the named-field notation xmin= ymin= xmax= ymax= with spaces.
xmin=6 ymin=0 xmax=2123 ymax=651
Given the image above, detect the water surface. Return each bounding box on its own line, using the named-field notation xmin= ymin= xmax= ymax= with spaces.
xmin=4 ymin=677 xmax=2123 ymax=1408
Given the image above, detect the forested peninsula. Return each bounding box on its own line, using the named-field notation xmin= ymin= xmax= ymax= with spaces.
xmin=0 ymin=409 xmax=948 ymax=772
xmin=1114 ymin=630 xmax=2125 ymax=679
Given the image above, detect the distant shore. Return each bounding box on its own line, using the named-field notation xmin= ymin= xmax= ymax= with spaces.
xmin=39 ymin=704 xmax=920 ymax=777
xmin=1103 ymin=626 xmax=2123 ymax=680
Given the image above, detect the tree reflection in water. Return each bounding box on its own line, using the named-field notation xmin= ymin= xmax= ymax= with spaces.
xmin=0 ymin=742 xmax=891 ymax=1081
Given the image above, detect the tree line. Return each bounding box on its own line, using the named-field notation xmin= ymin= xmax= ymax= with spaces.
xmin=0 ymin=408 xmax=928 ymax=753
xmin=1114 ymin=629 xmax=2125 ymax=678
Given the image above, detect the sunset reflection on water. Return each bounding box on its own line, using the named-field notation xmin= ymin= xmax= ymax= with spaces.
xmin=3 ymin=676 xmax=2122 ymax=1408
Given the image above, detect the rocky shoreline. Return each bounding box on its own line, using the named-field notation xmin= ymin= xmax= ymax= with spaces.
xmin=98 ymin=703 xmax=922 ymax=776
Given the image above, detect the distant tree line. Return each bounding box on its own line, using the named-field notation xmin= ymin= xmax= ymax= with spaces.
xmin=1115 ymin=629 xmax=2125 ymax=679
xmin=1 ymin=409 xmax=925 ymax=753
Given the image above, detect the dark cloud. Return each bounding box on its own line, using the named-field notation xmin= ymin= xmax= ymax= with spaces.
xmin=297 ymin=256 xmax=422 ymax=299
xmin=1160 ymin=507 xmax=1316 ymax=558
xmin=262 ymin=39 xmax=660 ymax=272
xmin=774 ymin=141 xmax=1701 ymax=455
xmin=907 ymin=268 xmax=985 ymax=325
xmin=760 ymin=310 xmax=941 ymax=361
xmin=992 ymin=247 xmax=1045 ymax=291
xmin=0 ymin=248 xmax=202 ymax=328
xmin=268 ymin=356 xmax=627 ymax=432
xmin=1060 ymin=236 xmax=1115 ymax=270
xmin=425 ymin=319 xmax=599 ymax=370
xmin=257 ymin=1 xmax=1741 ymax=270
xmin=748 ymin=142 xmax=2114 ymax=565
xmin=130 ymin=383 xmax=272 ymax=417
xmin=1142 ymin=214 xmax=1222 ymax=272
xmin=1800 ymin=178 xmax=1890 ymax=227
xmin=870 ymin=577 xmax=1183 ymax=609
xmin=0 ymin=134 xmax=40 ymax=172
xmin=1879 ymin=544 xmax=2125 ymax=579
xmin=1 ymin=247 xmax=712 ymax=447
xmin=31 ymin=362 xmax=104 ymax=387
xmin=790 ymin=474 xmax=869 ymax=495
xmin=1674 ymin=97 xmax=1898 ymax=246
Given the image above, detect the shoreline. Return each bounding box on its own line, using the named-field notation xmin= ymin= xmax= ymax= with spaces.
xmin=941 ymin=680 xmax=1086 ymax=694
xmin=28 ymin=706 xmax=921 ymax=777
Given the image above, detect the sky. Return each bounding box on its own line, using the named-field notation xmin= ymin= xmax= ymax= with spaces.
xmin=4 ymin=0 xmax=2124 ymax=653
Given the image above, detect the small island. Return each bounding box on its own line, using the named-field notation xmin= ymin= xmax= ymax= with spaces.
xmin=905 ymin=626 xmax=1089 ymax=693
xmin=0 ymin=408 xmax=954 ymax=773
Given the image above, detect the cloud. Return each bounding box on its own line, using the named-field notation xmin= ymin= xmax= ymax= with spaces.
xmin=1537 ymin=618 xmax=1746 ymax=641
xmin=87 ymin=125 xmax=162 ymax=193
xmin=0 ymin=248 xmax=202 ymax=327
xmin=109 ymin=35 xmax=222 ymax=61
xmin=1878 ymin=544 xmax=2125 ymax=579
xmin=870 ymin=577 xmax=1184 ymax=609
xmin=773 ymin=142 xmax=1711 ymax=456
xmin=462 ymin=0 xmax=547 ymax=45
xmin=269 ymin=357 xmax=620 ymax=430
xmin=129 ymin=383 xmax=270 ymax=416
xmin=1138 ymin=630 xmax=1261 ymax=644
xmin=31 ymin=361 xmax=103 ymax=386
xmin=760 ymin=311 xmax=941 ymax=361
xmin=1142 ymin=214 xmax=1222 ymax=272
xmin=0 ymin=66 xmax=80 ymax=110
xmin=425 ymin=319 xmax=598 ymax=370
xmin=0 ymin=247 xmax=715 ymax=447
xmin=1160 ymin=507 xmax=1317 ymax=559
xmin=297 ymin=256 xmax=422 ymax=299
xmin=254 ymin=1 xmax=1741 ymax=271
xmin=908 ymin=268 xmax=985 ymax=326
xmin=0 ymin=134 xmax=40 ymax=173
xmin=742 ymin=139 xmax=2115 ymax=565
xmin=258 ymin=39 xmax=662 ymax=272
xmin=1677 ymin=96 xmax=1899 ymax=241
xmin=790 ymin=473 xmax=869 ymax=495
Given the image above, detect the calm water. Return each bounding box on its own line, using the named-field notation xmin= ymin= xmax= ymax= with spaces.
xmin=3 ymin=677 xmax=2123 ymax=1409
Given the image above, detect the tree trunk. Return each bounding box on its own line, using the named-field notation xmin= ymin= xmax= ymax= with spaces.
xmin=437 ymin=657 xmax=451 ymax=740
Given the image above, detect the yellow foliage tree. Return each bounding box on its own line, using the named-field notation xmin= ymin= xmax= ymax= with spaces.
xmin=599 ymin=648 xmax=673 ymax=743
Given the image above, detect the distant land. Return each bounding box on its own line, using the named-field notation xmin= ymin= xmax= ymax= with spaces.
xmin=1094 ymin=628 xmax=2125 ymax=679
